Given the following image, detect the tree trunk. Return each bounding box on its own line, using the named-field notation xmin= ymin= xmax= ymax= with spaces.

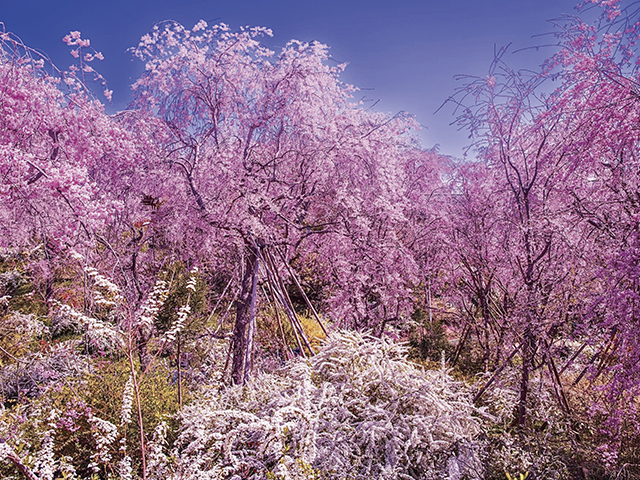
xmin=231 ymin=243 xmax=259 ymax=385
xmin=518 ymin=329 xmax=534 ymax=431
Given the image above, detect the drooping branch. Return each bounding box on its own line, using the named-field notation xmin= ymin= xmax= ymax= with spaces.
xmin=0 ymin=439 xmax=38 ymax=480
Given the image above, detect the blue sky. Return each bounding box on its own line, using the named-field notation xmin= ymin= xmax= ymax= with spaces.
xmin=1 ymin=0 xmax=582 ymax=158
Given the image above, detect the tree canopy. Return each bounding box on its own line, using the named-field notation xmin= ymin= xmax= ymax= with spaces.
xmin=1 ymin=1 xmax=640 ymax=478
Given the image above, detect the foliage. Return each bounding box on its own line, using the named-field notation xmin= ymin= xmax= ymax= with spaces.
xmin=407 ymin=307 xmax=455 ymax=367
xmin=158 ymin=331 xmax=485 ymax=480
xmin=0 ymin=356 xmax=182 ymax=479
xmin=2 ymin=2 xmax=640 ymax=477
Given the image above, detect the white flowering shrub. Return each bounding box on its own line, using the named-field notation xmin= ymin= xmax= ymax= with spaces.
xmin=138 ymin=279 xmax=170 ymax=330
xmin=0 ymin=270 xmax=24 ymax=295
xmin=52 ymin=301 xmax=123 ymax=353
xmin=2 ymin=311 xmax=48 ymax=338
xmin=87 ymin=414 xmax=119 ymax=472
xmin=32 ymin=409 xmax=59 ymax=480
xmin=159 ymin=331 xmax=485 ymax=480
xmin=0 ymin=342 xmax=90 ymax=400
xmin=180 ymin=336 xmax=229 ymax=386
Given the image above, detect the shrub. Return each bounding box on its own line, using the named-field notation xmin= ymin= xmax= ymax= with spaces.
xmin=159 ymin=331 xmax=485 ymax=480
xmin=476 ymin=364 xmax=604 ymax=480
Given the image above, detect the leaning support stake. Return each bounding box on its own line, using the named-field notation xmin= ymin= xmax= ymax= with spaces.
xmin=206 ymin=276 xmax=233 ymax=329
xmin=540 ymin=338 xmax=571 ymax=414
xmin=260 ymin=250 xmax=305 ymax=355
xmin=547 ymin=356 xmax=570 ymax=414
xmin=572 ymin=331 xmax=617 ymax=387
xmin=264 ymin=250 xmax=313 ymax=356
xmin=222 ymin=337 xmax=234 ymax=383
xmin=274 ymin=248 xmax=328 ymax=336
xmin=262 ymin=284 xmax=292 ymax=359
xmin=451 ymin=323 xmax=471 ymax=368
xmin=473 ymin=342 xmax=522 ymax=404
xmin=558 ymin=340 xmax=588 ymax=376
xmin=271 ymin=260 xmax=314 ymax=354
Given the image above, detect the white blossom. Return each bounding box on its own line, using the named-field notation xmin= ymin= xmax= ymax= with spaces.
xmin=164 ymin=303 xmax=190 ymax=342
xmin=139 ymin=279 xmax=170 ymax=328
xmin=51 ymin=301 xmax=122 ymax=351
xmin=120 ymin=375 xmax=135 ymax=425
xmin=147 ymin=421 xmax=170 ymax=479
xmin=88 ymin=415 xmax=119 ymax=468
xmin=167 ymin=331 xmax=485 ymax=479
xmin=118 ymin=455 xmax=134 ymax=480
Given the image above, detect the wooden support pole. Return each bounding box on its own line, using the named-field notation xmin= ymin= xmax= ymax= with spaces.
xmin=264 ymin=249 xmax=314 ymax=355
xmin=473 ymin=342 xmax=522 ymax=404
xmin=274 ymin=248 xmax=328 ymax=336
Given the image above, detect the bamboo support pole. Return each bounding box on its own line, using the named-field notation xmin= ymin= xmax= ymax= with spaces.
xmin=274 ymin=247 xmax=328 ymax=336
xmin=264 ymin=249 xmax=313 ymax=356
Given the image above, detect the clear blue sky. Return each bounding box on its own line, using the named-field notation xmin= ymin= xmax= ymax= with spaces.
xmin=1 ymin=0 xmax=583 ymax=158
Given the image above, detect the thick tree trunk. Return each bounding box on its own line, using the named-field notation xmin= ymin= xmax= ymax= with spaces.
xmin=231 ymin=244 xmax=259 ymax=385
